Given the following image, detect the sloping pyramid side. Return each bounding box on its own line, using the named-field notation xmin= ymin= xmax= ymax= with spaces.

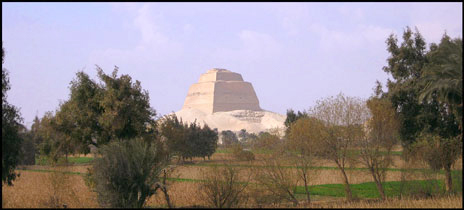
xmin=182 ymin=69 xmax=261 ymax=114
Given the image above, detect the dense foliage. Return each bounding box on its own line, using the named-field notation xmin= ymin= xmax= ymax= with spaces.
xmin=2 ymin=46 xmax=24 ymax=185
xmin=91 ymin=138 xmax=169 ymax=208
xmin=381 ymin=27 xmax=462 ymax=192
xmin=159 ymin=114 xmax=218 ymax=161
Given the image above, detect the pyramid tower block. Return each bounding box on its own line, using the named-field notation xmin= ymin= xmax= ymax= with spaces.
xmin=182 ymin=68 xmax=262 ymax=114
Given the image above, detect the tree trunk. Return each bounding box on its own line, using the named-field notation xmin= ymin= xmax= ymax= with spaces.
xmin=336 ymin=162 xmax=353 ymax=201
xmin=65 ymin=152 xmax=69 ymax=164
xmin=164 ymin=170 xmax=173 ymax=208
xmin=302 ymin=172 xmax=311 ymax=204
xmin=340 ymin=167 xmax=353 ymax=201
xmin=371 ymin=170 xmax=386 ymax=200
xmin=444 ymin=165 xmax=453 ymax=193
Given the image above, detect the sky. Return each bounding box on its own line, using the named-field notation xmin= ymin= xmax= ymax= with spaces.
xmin=2 ymin=2 xmax=463 ymax=128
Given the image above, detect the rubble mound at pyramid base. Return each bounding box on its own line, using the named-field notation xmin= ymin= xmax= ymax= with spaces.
xmin=174 ymin=108 xmax=285 ymax=134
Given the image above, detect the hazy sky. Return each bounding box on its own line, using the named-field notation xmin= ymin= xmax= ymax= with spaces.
xmin=2 ymin=2 xmax=463 ymax=128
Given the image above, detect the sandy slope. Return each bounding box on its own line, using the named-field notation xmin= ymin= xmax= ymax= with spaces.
xmin=173 ymin=108 xmax=285 ymax=134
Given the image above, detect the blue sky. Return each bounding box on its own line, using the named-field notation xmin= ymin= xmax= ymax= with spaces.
xmin=2 ymin=2 xmax=462 ymax=128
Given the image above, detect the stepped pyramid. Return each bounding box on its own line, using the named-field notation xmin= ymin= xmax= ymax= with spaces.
xmin=182 ymin=68 xmax=262 ymax=113
xmin=174 ymin=68 xmax=285 ymax=134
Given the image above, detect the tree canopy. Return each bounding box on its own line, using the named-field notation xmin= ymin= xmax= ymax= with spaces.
xmin=2 ymin=45 xmax=24 ymax=185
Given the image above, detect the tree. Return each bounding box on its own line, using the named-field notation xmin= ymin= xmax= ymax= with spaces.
xmin=287 ymin=117 xmax=324 ymax=204
xmin=284 ymin=109 xmax=308 ymax=136
xmin=96 ymin=66 xmax=156 ymax=142
xmin=410 ymin=133 xmax=461 ymax=193
xmin=310 ymin=93 xmax=368 ymax=200
xmin=381 ymin=27 xmax=461 ymax=193
xmin=19 ymin=126 xmax=36 ymax=165
xmin=415 ymin=35 xmax=463 ymax=193
xmin=65 ymin=70 xmax=103 ymax=151
xmin=358 ymin=97 xmax=399 ymax=200
xmin=2 ymin=45 xmax=24 ymax=186
xmin=220 ymin=130 xmax=238 ymax=147
xmin=382 ymin=27 xmax=428 ymax=147
xmin=45 ymin=66 xmax=158 ymax=158
xmin=253 ymin=152 xmax=300 ymax=206
xmin=199 ymin=124 xmax=218 ymax=160
xmin=90 ymin=138 xmax=169 ymax=208
xmin=200 ymin=163 xmax=250 ymax=208
xmin=419 ymin=34 xmax=462 ymax=131
xmin=252 ymin=132 xmax=281 ymax=151
xmin=238 ymin=129 xmax=247 ymax=142
xmin=159 ymin=114 xmax=218 ymax=161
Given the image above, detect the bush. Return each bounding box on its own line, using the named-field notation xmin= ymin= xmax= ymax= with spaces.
xmin=19 ymin=133 xmax=36 ymax=165
xmin=232 ymin=144 xmax=255 ymax=161
xmin=251 ymin=156 xmax=299 ymax=206
xmin=199 ymin=163 xmax=249 ymax=208
xmin=89 ymin=138 xmax=169 ymax=208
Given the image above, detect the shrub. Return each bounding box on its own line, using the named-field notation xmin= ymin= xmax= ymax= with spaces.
xmin=252 ymin=155 xmax=299 ymax=206
xmin=89 ymin=138 xmax=169 ymax=208
xmin=199 ymin=163 xmax=249 ymax=208
xmin=231 ymin=144 xmax=255 ymax=161
xmin=19 ymin=133 xmax=36 ymax=165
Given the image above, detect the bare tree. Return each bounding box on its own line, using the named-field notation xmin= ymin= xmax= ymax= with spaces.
xmin=252 ymin=152 xmax=300 ymax=206
xmin=199 ymin=162 xmax=250 ymax=208
xmin=287 ymin=117 xmax=323 ymax=204
xmin=309 ymin=93 xmax=368 ymax=201
xmin=358 ymin=97 xmax=399 ymax=200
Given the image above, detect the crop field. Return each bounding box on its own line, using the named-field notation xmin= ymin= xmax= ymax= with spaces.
xmin=2 ymin=150 xmax=462 ymax=208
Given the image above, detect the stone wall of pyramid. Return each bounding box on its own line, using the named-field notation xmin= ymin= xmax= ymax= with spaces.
xmin=182 ymin=68 xmax=262 ymax=114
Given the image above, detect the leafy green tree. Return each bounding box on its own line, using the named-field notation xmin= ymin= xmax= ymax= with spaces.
xmin=159 ymin=114 xmax=188 ymax=161
xmin=96 ymin=66 xmax=157 ymax=142
xmin=45 ymin=66 xmax=157 ymax=159
xmin=284 ymin=109 xmax=308 ymax=136
xmin=2 ymin=45 xmax=24 ymax=185
xmin=382 ymin=27 xmax=459 ymax=147
xmin=160 ymin=115 xmax=218 ymax=161
xmin=381 ymin=27 xmax=461 ymax=193
xmin=419 ymin=34 xmax=462 ymax=130
xmin=66 ymin=70 xmax=103 ymax=151
xmin=91 ymin=138 xmax=169 ymax=208
xmin=35 ymin=111 xmax=67 ymax=164
xmin=220 ymin=130 xmax=238 ymax=147
xmin=199 ymin=124 xmax=218 ymax=160
xmin=19 ymin=127 xmax=36 ymax=165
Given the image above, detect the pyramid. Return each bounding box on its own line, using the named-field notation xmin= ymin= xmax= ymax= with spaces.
xmin=175 ymin=68 xmax=285 ymax=134
xmin=182 ymin=68 xmax=262 ymax=113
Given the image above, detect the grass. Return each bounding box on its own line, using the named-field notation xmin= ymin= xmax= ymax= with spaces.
xmin=6 ymin=163 xmax=462 ymax=208
xmin=35 ymin=156 xmax=94 ymax=165
xmin=16 ymin=167 xmax=460 ymax=200
xmin=192 ymin=162 xmax=461 ymax=175
xmin=295 ymin=179 xmax=460 ymax=199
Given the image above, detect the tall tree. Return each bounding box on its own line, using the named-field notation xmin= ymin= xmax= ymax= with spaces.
xmin=2 ymin=45 xmax=24 ymax=185
xmin=310 ymin=93 xmax=369 ymax=201
xmin=284 ymin=109 xmax=308 ymax=137
xmin=287 ymin=117 xmax=325 ymax=204
xmin=47 ymin=65 xmax=158 ymax=158
xmin=220 ymin=130 xmax=238 ymax=147
xmin=96 ymin=66 xmax=156 ymax=142
xmin=382 ymin=27 xmax=428 ymax=147
xmin=359 ymin=97 xmax=399 ymax=200
xmin=418 ymin=34 xmax=462 ymax=130
xmin=381 ymin=27 xmax=461 ymax=192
